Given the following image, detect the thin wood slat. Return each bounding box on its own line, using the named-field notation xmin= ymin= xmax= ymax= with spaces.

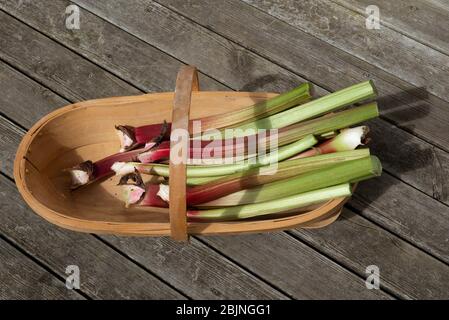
xmin=169 ymin=65 xmax=199 ymax=241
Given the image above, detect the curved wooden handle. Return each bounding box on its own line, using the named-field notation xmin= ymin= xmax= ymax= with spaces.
xmin=169 ymin=66 xmax=199 ymax=241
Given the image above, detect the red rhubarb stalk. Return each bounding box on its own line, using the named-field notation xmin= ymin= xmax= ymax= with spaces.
xmin=120 ymin=150 xmax=369 ymax=207
xmin=116 ymin=83 xmax=311 ymax=151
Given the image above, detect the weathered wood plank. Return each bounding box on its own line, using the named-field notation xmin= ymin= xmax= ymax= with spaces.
xmin=0 ymin=11 xmax=138 ymax=102
xmin=201 ymin=233 xmax=392 ymax=299
xmin=0 ymin=175 xmax=185 ymax=299
xmin=56 ymin=0 xmax=449 ymax=206
xmin=293 ymin=208 xmax=449 ymax=299
xmin=0 ymin=63 xmax=67 ymax=128
xmin=350 ymin=173 xmax=449 ymax=264
xmin=0 ymin=0 xmax=226 ymax=94
xmin=102 ymin=236 xmax=288 ymax=299
xmin=241 ymin=0 xmax=449 ymax=105
xmin=0 ymin=116 xmax=24 ymax=176
xmin=0 ymin=237 xmax=84 ymax=300
xmin=428 ymin=0 xmax=449 ymax=11
xmin=333 ymin=0 xmax=449 ymax=56
xmin=0 ymin=64 xmax=288 ymax=300
xmin=69 ymin=0 xmax=301 ymax=93
xmin=367 ymin=118 xmax=449 ymax=204
xmin=70 ymin=0 xmax=449 ymax=153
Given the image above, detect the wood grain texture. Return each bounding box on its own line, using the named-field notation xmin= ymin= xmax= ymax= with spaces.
xmin=202 ymin=232 xmax=391 ymax=299
xmin=333 ymin=0 xmax=449 ymax=56
xmin=0 ymin=176 xmax=185 ymax=299
xmin=169 ymin=66 xmax=198 ymax=240
xmin=0 ymin=63 xmax=67 ymax=128
xmin=0 ymin=11 xmax=139 ymax=102
xmin=0 ymin=238 xmax=84 ymax=300
xmin=294 ymin=208 xmax=449 ymax=299
xmin=350 ymin=174 xmax=449 ymax=264
xmin=241 ymin=0 xmax=449 ymax=104
xmin=0 ymin=125 xmax=289 ymax=300
xmin=70 ymin=0 xmax=300 ymax=93
xmin=0 ymin=117 xmax=24 ymax=176
xmin=0 ymin=0 xmax=225 ymax=93
xmin=102 ymin=235 xmax=288 ymax=299
xmin=70 ymin=0 xmax=449 ymax=153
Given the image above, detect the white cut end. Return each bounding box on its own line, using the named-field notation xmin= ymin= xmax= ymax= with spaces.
xmin=70 ymin=169 xmax=90 ymax=187
xmin=116 ymin=129 xmax=134 ymax=153
xmin=157 ymin=184 xmax=170 ymax=202
xmin=111 ymin=162 xmax=136 ymax=176
xmin=122 ymin=185 xmax=146 ymax=207
xmin=336 ymin=126 xmax=368 ymax=150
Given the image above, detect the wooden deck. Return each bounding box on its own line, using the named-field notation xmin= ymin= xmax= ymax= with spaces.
xmin=0 ymin=0 xmax=448 ymax=299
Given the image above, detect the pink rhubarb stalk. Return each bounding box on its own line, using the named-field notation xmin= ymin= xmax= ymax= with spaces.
xmin=69 ymin=144 xmax=156 ymax=189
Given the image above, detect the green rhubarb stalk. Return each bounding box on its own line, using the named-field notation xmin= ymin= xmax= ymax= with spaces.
xmin=164 ymin=149 xmax=370 ymax=205
xmin=187 ymin=183 xmax=352 ymax=221
xmin=112 ymin=134 xmax=318 ymax=177
xmin=275 ymin=102 xmax=378 ymax=146
xmin=116 ymin=83 xmax=312 ymax=151
xmin=187 ymin=176 xmax=225 ymax=186
xmin=184 ymin=102 xmax=377 ymax=166
xmin=197 ymin=155 xmax=381 ymax=207
xmin=186 ymin=149 xmax=370 ymax=187
xmin=214 ymin=80 xmax=377 ymax=138
xmin=203 ymin=82 xmax=312 ymax=129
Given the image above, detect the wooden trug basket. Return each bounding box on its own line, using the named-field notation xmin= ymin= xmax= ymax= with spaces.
xmin=14 ymin=66 xmax=349 ymax=241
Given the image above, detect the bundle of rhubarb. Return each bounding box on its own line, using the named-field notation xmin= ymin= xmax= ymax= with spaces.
xmin=69 ymin=81 xmax=382 ymax=222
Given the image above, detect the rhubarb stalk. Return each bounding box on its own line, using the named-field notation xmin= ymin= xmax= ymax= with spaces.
xmin=116 ymin=83 xmax=311 ymax=151
xmin=161 ymin=150 xmax=369 ymax=205
xmin=198 ymin=156 xmax=381 ymax=207
xmin=188 ymin=183 xmax=352 ymax=221
xmin=213 ymin=81 xmax=376 ymax=138
xmin=112 ymin=134 xmax=318 ymax=177
xmin=120 ymin=150 xmax=369 ymax=207
xmin=68 ymin=143 xmax=157 ymax=188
